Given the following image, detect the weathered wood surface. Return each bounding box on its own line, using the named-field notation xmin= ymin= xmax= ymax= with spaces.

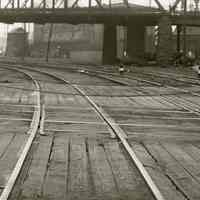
xmin=3 ymin=65 xmax=200 ymax=200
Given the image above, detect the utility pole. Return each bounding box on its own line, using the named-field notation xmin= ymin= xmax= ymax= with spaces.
xmin=22 ymin=23 xmax=26 ymax=61
xmin=46 ymin=23 xmax=53 ymax=62
xmin=183 ymin=0 xmax=187 ymax=59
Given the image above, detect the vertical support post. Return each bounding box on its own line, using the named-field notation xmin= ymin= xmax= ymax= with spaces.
xmin=64 ymin=0 xmax=68 ymax=8
xmin=183 ymin=0 xmax=187 ymax=59
xmin=102 ymin=23 xmax=117 ymax=65
xmin=43 ymin=0 xmax=46 ymax=9
xmin=177 ymin=25 xmax=181 ymax=52
xmin=31 ymin=0 xmax=34 ymax=8
xmin=22 ymin=23 xmax=26 ymax=60
xmin=46 ymin=24 xmax=53 ymax=62
xmin=5 ymin=24 xmax=8 ymax=56
xmin=12 ymin=0 xmax=14 ymax=8
xmin=17 ymin=0 xmax=20 ymax=8
xmin=127 ymin=22 xmax=145 ymax=61
xmin=157 ymin=15 xmax=173 ymax=66
xmin=89 ymin=0 xmax=91 ymax=7
xmin=109 ymin=0 xmax=111 ymax=8
xmin=52 ymin=0 xmax=55 ymax=9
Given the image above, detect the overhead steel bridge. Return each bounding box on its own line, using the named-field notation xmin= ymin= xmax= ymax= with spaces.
xmin=0 ymin=0 xmax=199 ymax=26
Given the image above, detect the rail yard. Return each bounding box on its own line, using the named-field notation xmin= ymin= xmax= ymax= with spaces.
xmin=0 ymin=61 xmax=199 ymax=200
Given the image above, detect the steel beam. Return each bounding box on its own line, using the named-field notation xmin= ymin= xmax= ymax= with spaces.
xmin=171 ymin=0 xmax=182 ymax=11
xmin=71 ymin=0 xmax=79 ymax=8
xmin=154 ymin=0 xmax=165 ymax=10
xmin=94 ymin=0 xmax=103 ymax=8
xmin=123 ymin=0 xmax=129 ymax=8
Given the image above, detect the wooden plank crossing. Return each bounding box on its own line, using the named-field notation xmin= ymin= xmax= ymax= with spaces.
xmin=17 ymin=136 xmax=155 ymax=200
xmin=2 ymin=64 xmax=200 ymax=200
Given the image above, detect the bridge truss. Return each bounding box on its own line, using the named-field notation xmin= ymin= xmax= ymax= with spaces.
xmin=0 ymin=0 xmax=186 ymax=10
xmin=0 ymin=0 xmax=199 ymax=25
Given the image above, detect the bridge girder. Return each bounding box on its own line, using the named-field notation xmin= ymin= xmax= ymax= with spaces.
xmin=0 ymin=8 xmax=161 ymax=25
xmin=0 ymin=0 xmax=199 ymax=26
xmin=2 ymin=0 xmax=166 ymax=9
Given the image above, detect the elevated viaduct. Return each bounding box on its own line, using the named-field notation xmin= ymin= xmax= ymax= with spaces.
xmin=1 ymin=0 xmax=199 ymax=65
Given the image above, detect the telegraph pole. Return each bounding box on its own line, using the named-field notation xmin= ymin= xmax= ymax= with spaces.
xmin=183 ymin=0 xmax=187 ymax=59
xmin=23 ymin=23 xmax=26 ymax=61
xmin=46 ymin=24 xmax=53 ymax=62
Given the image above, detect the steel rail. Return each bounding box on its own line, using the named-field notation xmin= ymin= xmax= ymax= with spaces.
xmin=129 ymin=69 xmax=200 ymax=86
xmin=0 ymin=67 xmax=41 ymax=200
xmin=84 ymin=68 xmax=162 ymax=86
xmin=11 ymin=65 xmax=166 ymax=200
xmin=134 ymin=69 xmax=200 ymax=81
xmin=115 ymin=69 xmax=200 ymax=119
xmin=86 ymin=67 xmax=200 ymax=100
xmin=81 ymin=66 xmax=200 ymax=87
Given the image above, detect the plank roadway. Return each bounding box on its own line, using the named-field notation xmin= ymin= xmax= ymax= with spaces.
xmin=3 ymin=65 xmax=200 ymax=200
xmin=13 ymin=79 xmax=155 ymax=200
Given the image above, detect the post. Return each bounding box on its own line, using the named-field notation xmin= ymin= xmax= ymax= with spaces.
xmin=102 ymin=24 xmax=117 ymax=64
xmin=43 ymin=0 xmax=46 ymax=9
xmin=22 ymin=23 xmax=26 ymax=61
xmin=109 ymin=0 xmax=111 ymax=8
xmin=31 ymin=0 xmax=34 ymax=8
xmin=157 ymin=15 xmax=173 ymax=66
xmin=46 ymin=24 xmax=53 ymax=62
xmin=52 ymin=0 xmax=55 ymax=9
xmin=12 ymin=0 xmax=14 ymax=8
xmin=177 ymin=25 xmax=181 ymax=52
xmin=64 ymin=0 xmax=68 ymax=8
xmin=17 ymin=0 xmax=20 ymax=8
xmin=183 ymin=0 xmax=187 ymax=59
xmin=127 ymin=22 xmax=145 ymax=61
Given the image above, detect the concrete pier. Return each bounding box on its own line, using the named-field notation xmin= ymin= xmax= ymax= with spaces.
xmin=102 ymin=24 xmax=117 ymax=64
xmin=127 ymin=23 xmax=145 ymax=60
xmin=157 ymin=16 xmax=173 ymax=66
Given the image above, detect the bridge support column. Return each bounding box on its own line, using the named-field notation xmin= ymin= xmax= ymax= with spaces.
xmin=127 ymin=23 xmax=145 ymax=61
xmin=177 ymin=25 xmax=181 ymax=52
xmin=102 ymin=24 xmax=117 ymax=65
xmin=157 ymin=16 xmax=173 ymax=66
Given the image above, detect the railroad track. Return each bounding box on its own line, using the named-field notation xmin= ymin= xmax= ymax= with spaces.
xmin=1 ymin=62 xmax=200 ymax=200
xmin=86 ymin=66 xmax=200 ymax=119
xmin=0 ymin=64 xmax=166 ymax=200
xmin=0 ymin=67 xmax=40 ymax=200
